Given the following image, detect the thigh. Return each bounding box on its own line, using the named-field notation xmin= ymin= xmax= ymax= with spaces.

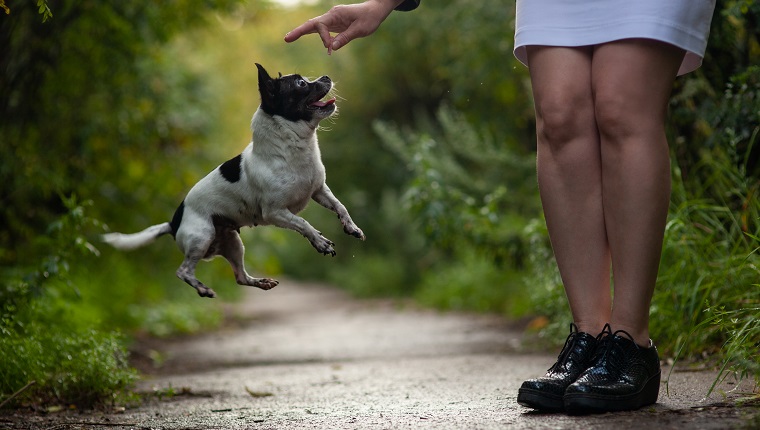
xmin=526 ymin=46 xmax=596 ymax=142
xmin=591 ymin=39 xmax=685 ymax=134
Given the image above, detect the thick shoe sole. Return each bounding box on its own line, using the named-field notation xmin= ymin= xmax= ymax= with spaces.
xmin=517 ymin=388 xmax=564 ymax=412
xmin=563 ymin=371 xmax=661 ymax=415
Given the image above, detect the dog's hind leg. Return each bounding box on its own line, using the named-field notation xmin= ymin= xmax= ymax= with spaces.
xmin=175 ymin=232 xmax=218 ymax=298
xmin=176 ymin=255 xmax=217 ymax=298
xmin=218 ymin=230 xmax=278 ymax=290
xmin=177 ymin=257 xmax=216 ymax=299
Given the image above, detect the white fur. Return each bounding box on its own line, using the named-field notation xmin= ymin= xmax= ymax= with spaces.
xmin=102 ymin=223 xmax=172 ymax=250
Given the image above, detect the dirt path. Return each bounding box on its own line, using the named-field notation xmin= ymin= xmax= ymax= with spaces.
xmin=5 ymin=280 xmax=758 ymax=429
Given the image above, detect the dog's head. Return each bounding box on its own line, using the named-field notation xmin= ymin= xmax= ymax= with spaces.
xmin=256 ymin=63 xmax=336 ymax=126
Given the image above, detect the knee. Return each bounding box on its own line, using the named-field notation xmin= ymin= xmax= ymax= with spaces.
xmin=593 ymin=94 xmax=638 ymax=143
xmin=535 ymin=95 xmax=593 ymax=147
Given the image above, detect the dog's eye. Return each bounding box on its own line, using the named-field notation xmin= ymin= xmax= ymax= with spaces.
xmin=296 ymin=78 xmax=307 ymax=88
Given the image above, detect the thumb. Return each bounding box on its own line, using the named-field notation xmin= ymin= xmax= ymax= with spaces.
xmin=331 ymin=25 xmax=364 ymax=52
xmin=331 ymin=33 xmax=350 ymax=52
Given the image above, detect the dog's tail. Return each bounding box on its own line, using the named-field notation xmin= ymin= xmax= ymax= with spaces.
xmin=101 ymin=223 xmax=173 ymax=251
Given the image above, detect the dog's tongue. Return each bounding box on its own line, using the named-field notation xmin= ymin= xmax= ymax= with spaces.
xmin=311 ymin=98 xmax=336 ymax=108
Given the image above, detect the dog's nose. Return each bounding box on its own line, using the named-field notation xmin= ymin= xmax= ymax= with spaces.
xmin=318 ymin=75 xmax=330 ymax=83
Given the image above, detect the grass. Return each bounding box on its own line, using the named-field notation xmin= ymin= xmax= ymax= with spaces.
xmin=0 ymin=325 xmax=137 ymax=408
xmin=0 ymin=197 xmax=138 ymax=408
xmin=654 ymin=144 xmax=759 ymax=385
xmin=0 ymin=197 xmax=234 ymax=408
xmin=414 ymin=250 xmax=532 ymax=316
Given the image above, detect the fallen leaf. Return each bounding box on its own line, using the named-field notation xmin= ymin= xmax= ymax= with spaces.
xmin=245 ymin=387 xmax=274 ymax=398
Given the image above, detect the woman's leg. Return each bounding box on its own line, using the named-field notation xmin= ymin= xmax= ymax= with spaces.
xmin=518 ymin=48 xmax=611 ymax=410
xmin=590 ymin=39 xmax=685 ymax=346
xmin=526 ymin=46 xmax=611 ymax=336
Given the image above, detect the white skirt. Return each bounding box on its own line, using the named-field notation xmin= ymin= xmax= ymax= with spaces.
xmin=514 ymin=0 xmax=717 ymax=75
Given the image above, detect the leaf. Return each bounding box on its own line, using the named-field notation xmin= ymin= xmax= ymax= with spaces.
xmin=36 ymin=0 xmax=52 ymax=22
xmin=245 ymin=387 xmax=273 ymax=398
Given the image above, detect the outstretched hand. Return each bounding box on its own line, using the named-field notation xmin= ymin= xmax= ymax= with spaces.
xmin=284 ymin=0 xmax=400 ymax=54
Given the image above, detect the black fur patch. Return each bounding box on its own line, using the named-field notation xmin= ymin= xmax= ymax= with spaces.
xmin=219 ymin=154 xmax=242 ymax=183
xmin=212 ymin=213 xmax=241 ymax=233
xmin=170 ymin=200 xmax=185 ymax=237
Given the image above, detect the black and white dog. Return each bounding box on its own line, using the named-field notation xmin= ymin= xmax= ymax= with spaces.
xmin=102 ymin=64 xmax=365 ymax=298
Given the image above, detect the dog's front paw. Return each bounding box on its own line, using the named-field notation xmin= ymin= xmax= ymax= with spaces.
xmin=344 ymin=224 xmax=365 ymax=241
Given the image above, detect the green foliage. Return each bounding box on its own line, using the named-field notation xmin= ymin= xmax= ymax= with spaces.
xmin=372 ymin=104 xmax=540 ymax=318
xmin=322 ymin=189 xmax=430 ymax=298
xmin=655 ymin=1 xmax=760 ymax=383
xmin=330 ymin=253 xmax=409 ymax=298
xmin=376 ymin=106 xmax=539 ymax=266
xmin=36 ymin=0 xmax=52 ymax=22
xmin=655 ymin=163 xmax=759 ymax=349
xmin=670 ymin=0 xmax=760 ymax=177
xmin=1 ymin=196 xmax=102 ymax=333
xmin=1 ymin=1 xmax=243 ymax=407
xmin=0 ymin=328 xmax=136 ymax=408
xmin=0 ymin=1 xmax=51 ymax=21
xmin=331 ymin=0 xmax=534 ymax=144
xmin=0 ymin=197 xmax=136 ymax=408
xmin=0 ymin=1 xmax=239 ymax=263
xmin=414 ymin=249 xmax=531 ymax=316
xmin=701 ymin=299 xmax=760 ymax=392
xmin=654 ymin=96 xmax=759 ymax=379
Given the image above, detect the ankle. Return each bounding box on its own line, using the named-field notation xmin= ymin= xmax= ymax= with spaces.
xmin=606 ymin=323 xmax=651 ymax=347
xmin=574 ymin=321 xmax=608 ymax=336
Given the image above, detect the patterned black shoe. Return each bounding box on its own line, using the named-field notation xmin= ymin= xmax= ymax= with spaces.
xmin=517 ymin=323 xmax=597 ymax=411
xmin=564 ymin=324 xmax=661 ymax=414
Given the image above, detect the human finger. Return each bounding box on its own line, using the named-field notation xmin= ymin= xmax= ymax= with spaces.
xmin=284 ymin=20 xmax=320 ymax=43
xmin=315 ymin=21 xmax=333 ymax=50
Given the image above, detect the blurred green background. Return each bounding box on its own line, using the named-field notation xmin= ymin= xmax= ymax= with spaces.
xmin=1 ymin=0 xmax=758 ymax=407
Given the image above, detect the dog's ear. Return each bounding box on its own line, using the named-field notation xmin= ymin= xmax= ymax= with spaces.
xmin=256 ymin=63 xmax=277 ymax=110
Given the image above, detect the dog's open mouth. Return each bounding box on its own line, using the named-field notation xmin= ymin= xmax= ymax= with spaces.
xmin=309 ymin=97 xmax=336 ymax=109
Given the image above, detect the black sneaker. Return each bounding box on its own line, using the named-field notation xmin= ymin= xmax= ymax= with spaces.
xmin=517 ymin=323 xmax=597 ymax=411
xmin=564 ymin=324 xmax=661 ymax=414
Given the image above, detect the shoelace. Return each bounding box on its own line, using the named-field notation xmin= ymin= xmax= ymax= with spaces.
xmin=547 ymin=323 xmax=580 ymax=372
xmin=592 ymin=324 xmax=639 ymax=375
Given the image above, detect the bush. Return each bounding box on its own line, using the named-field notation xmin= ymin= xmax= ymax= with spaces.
xmin=0 ymin=197 xmax=136 ymax=408
xmin=1 ymin=2 xmax=245 ymax=407
xmin=414 ymin=249 xmax=531 ymax=316
xmin=656 ymin=65 xmax=760 ymax=382
xmin=376 ymin=105 xmax=540 ymax=268
xmin=370 ymin=105 xmax=541 ymax=319
xmin=0 ymin=327 xmax=136 ymax=408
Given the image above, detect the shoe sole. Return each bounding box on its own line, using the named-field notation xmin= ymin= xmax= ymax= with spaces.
xmin=563 ymin=371 xmax=661 ymax=414
xmin=517 ymin=388 xmax=564 ymax=412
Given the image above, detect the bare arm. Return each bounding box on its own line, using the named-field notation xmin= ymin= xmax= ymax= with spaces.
xmin=283 ymin=0 xmax=407 ymax=54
